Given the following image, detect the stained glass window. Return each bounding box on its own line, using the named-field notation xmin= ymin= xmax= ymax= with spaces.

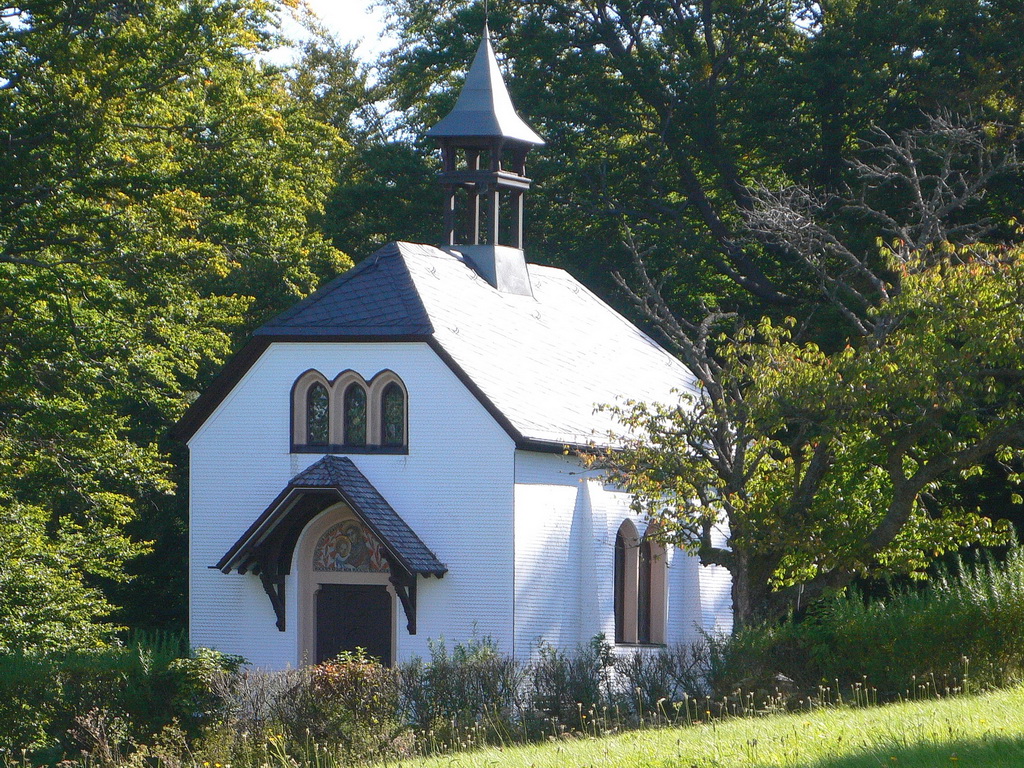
xmin=344 ymin=383 xmax=367 ymax=446
xmin=381 ymin=383 xmax=406 ymax=446
xmin=306 ymin=383 xmax=330 ymax=446
xmin=313 ymin=519 xmax=389 ymax=572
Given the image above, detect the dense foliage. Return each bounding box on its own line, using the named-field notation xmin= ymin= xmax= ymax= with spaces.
xmin=715 ymin=548 xmax=1024 ymax=698
xmin=5 ymin=0 xmax=1024 ymax=640
xmin=353 ymin=0 xmax=1024 ymax=310
xmin=0 ymin=638 xmax=240 ymax=763
xmin=0 ymin=0 xmax=349 ymax=647
xmin=601 ymin=244 xmax=1024 ymax=625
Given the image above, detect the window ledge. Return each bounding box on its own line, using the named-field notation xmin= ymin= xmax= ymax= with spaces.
xmin=292 ymin=444 xmax=409 ymax=455
xmin=614 ymin=642 xmax=668 ymax=649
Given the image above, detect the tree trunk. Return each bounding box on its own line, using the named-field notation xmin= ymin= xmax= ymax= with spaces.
xmin=727 ymin=549 xmax=781 ymax=631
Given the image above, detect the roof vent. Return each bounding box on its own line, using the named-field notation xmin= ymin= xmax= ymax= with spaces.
xmin=451 ymin=244 xmax=533 ymax=296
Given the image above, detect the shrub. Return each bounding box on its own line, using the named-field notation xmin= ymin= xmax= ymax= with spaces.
xmin=527 ymin=635 xmax=616 ymax=734
xmin=709 ymin=548 xmax=1024 ymax=703
xmin=614 ymin=641 xmax=711 ymax=720
xmin=199 ymin=652 xmax=407 ymax=767
xmin=0 ymin=640 xmax=241 ymax=763
xmin=276 ymin=650 xmax=404 ymax=758
xmin=803 ymin=550 xmax=1024 ymax=695
xmin=400 ymin=636 xmax=524 ymax=752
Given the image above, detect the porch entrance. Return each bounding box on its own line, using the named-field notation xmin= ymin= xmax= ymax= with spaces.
xmin=315 ymin=583 xmax=392 ymax=664
xmin=297 ymin=503 xmax=397 ymax=666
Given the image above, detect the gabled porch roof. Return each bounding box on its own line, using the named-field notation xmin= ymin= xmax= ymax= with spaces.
xmin=216 ymin=455 xmax=447 ymax=578
xmin=215 ymin=456 xmax=445 ymax=634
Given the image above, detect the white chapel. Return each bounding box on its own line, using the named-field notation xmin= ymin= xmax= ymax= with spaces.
xmin=181 ymin=27 xmax=733 ymax=668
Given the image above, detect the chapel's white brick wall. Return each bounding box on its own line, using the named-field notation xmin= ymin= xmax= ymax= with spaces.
xmin=512 ymin=451 xmax=588 ymax=656
xmin=512 ymin=452 xmax=732 ymax=658
xmin=188 ymin=341 xmax=515 ymax=668
xmin=189 ymin=342 xmax=732 ymax=669
xmin=699 ymin=517 xmax=734 ymax=636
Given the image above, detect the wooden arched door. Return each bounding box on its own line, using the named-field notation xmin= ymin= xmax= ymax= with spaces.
xmin=315 ymin=583 xmax=392 ymax=664
xmin=298 ymin=504 xmax=396 ymax=666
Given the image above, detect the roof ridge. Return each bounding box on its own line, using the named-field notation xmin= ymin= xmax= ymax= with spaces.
xmin=256 ymin=243 xmax=403 ymax=333
xmin=391 ymin=243 xmax=438 ymax=327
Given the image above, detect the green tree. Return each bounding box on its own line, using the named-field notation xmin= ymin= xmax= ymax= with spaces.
xmin=602 ymin=247 xmax=1024 ymax=627
xmin=285 ymin=22 xmax=443 ymax=257
xmin=597 ymin=114 xmax=1024 ymax=627
xmin=0 ymin=0 xmax=349 ymax=647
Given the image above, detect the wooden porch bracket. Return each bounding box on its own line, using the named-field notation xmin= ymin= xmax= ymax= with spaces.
xmin=389 ymin=572 xmax=418 ymax=635
xmin=259 ymin=572 xmax=287 ymax=632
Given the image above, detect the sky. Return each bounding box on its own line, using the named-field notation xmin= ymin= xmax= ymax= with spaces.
xmin=278 ymin=0 xmax=395 ymax=61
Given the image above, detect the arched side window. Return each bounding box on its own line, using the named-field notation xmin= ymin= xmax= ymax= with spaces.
xmin=380 ymin=382 xmax=406 ymax=447
xmin=368 ymin=371 xmax=409 ymax=451
xmin=306 ymin=383 xmax=330 ymax=446
xmin=344 ymin=383 xmax=367 ymax=446
xmin=640 ymin=533 xmax=667 ymax=645
xmin=638 ymin=539 xmax=653 ymax=644
xmin=614 ymin=530 xmax=626 ymax=644
xmin=613 ymin=520 xmax=666 ymax=645
xmin=291 ymin=370 xmax=408 ymax=453
xmin=292 ymin=370 xmax=333 ymax=448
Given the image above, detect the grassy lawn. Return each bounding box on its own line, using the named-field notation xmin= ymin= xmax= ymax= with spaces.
xmin=389 ymin=685 xmax=1024 ymax=768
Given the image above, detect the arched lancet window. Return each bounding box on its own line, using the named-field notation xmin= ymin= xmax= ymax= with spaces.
xmin=613 ymin=521 xmax=666 ymax=645
xmin=638 ymin=539 xmax=653 ymax=644
xmin=380 ymin=382 xmax=406 ymax=447
xmin=344 ymin=383 xmax=367 ymax=446
xmin=306 ymin=383 xmax=330 ymax=446
xmin=292 ymin=370 xmax=408 ymax=453
xmin=614 ymin=530 xmax=626 ymax=644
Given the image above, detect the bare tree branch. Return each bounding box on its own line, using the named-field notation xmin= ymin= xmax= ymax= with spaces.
xmin=741 ymin=113 xmax=1020 ymax=338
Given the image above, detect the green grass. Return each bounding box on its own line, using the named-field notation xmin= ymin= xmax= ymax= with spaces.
xmin=388 ymin=685 xmax=1024 ymax=768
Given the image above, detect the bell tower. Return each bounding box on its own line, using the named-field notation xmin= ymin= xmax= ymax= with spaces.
xmin=426 ymin=25 xmax=544 ymax=296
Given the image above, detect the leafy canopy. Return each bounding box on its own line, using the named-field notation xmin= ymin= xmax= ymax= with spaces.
xmin=602 ymin=244 xmax=1024 ymax=625
xmin=0 ymin=0 xmax=349 ymax=649
xmin=369 ymin=0 xmax=1024 ymax=314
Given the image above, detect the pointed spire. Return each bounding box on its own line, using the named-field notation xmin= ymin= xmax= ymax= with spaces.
xmin=426 ymin=26 xmax=543 ymax=292
xmin=427 ymin=25 xmax=544 ymax=145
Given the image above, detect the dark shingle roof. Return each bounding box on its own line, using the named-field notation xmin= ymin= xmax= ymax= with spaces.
xmin=257 ymin=243 xmax=433 ymax=337
xmin=292 ymin=457 xmax=445 ymax=576
xmin=217 ymin=455 xmax=446 ymax=577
